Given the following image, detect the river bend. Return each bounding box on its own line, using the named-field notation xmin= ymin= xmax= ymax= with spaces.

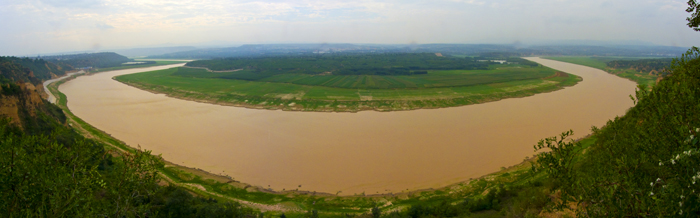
xmin=59 ymin=58 xmax=636 ymax=194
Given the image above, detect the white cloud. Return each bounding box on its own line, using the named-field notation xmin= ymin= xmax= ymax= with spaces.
xmin=0 ymin=0 xmax=698 ymax=55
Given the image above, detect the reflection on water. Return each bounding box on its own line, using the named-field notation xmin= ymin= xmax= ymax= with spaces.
xmin=59 ymin=58 xmax=636 ymax=195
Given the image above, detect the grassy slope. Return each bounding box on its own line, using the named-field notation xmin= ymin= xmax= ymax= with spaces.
xmin=115 ymin=66 xmax=580 ymax=112
xmin=543 ymin=56 xmax=659 ymax=87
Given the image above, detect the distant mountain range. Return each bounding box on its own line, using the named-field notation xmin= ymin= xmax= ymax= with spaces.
xmin=146 ymin=43 xmax=689 ymax=59
xmin=24 ymin=43 xmax=690 ymax=61
xmin=108 ymin=46 xmax=199 ymax=58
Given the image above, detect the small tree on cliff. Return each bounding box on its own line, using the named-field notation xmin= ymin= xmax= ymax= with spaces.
xmin=687 ymin=0 xmax=700 ymax=31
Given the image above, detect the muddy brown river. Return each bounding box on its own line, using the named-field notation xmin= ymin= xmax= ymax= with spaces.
xmin=59 ymin=58 xmax=636 ymax=195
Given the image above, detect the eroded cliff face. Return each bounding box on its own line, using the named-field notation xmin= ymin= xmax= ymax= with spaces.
xmin=0 ymin=82 xmax=53 ymax=128
xmin=1 ymin=57 xmax=69 ymax=132
xmin=0 ymin=95 xmax=20 ymax=126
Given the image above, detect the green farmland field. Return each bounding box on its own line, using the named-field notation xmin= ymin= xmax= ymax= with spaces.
xmin=174 ymin=66 xmax=557 ymax=89
xmin=116 ymin=64 xmax=580 ymax=112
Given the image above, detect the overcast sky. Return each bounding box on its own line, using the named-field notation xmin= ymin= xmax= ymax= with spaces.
xmin=0 ymin=0 xmax=698 ymax=56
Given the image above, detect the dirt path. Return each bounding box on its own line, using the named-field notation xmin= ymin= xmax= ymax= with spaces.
xmin=181 ymin=66 xmax=243 ymax=73
xmin=43 ymin=71 xmax=85 ymax=103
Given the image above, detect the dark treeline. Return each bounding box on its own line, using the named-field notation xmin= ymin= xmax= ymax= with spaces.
xmin=606 ymin=58 xmax=673 ymax=74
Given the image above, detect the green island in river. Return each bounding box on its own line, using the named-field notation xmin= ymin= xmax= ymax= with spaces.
xmin=114 ymin=53 xmax=581 ymax=112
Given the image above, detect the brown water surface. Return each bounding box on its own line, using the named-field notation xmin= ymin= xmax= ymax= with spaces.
xmin=59 ymin=58 xmax=636 ymax=195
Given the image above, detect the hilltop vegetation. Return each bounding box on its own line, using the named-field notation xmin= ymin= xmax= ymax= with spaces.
xmin=32 ymin=52 xmax=187 ymax=73
xmin=1 ymin=53 xmax=184 ymax=84
xmin=43 ymin=52 xmax=132 ymax=69
xmin=2 ymin=57 xmax=73 ymax=80
xmin=0 ymin=57 xmax=41 ymax=85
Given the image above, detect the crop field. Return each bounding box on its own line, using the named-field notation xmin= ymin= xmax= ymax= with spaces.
xmin=116 ymin=65 xmax=580 ymax=112
xmin=173 ymin=66 xmax=556 ymax=89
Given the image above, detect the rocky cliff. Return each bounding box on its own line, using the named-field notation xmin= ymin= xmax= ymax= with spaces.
xmin=0 ymin=60 xmax=66 ymax=131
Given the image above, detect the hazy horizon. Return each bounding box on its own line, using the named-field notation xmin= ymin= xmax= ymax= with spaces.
xmin=1 ymin=0 xmax=698 ymax=56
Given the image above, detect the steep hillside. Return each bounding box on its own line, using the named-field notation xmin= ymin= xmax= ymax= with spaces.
xmin=535 ymin=48 xmax=700 ymax=216
xmin=0 ymin=60 xmax=65 ymax=130
xmin=0 ymin=59 xmax=258 ymax=217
